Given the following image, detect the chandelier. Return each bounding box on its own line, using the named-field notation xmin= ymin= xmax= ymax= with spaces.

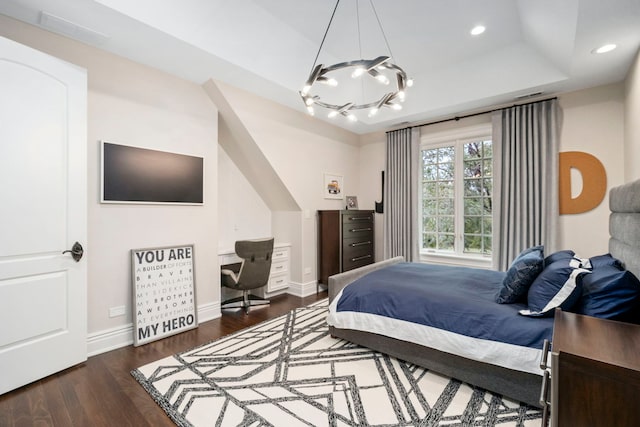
xmin=300 ymin=0 xmax=413 ymax=122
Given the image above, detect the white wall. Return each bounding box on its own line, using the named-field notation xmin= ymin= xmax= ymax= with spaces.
xmin=557 ymin=84 xmax=625 ymax=256
xmin=0 ymin=16 xmax=220 ymax=354
xmin=358 ymin=132 xmax=385 ymax=261
xmin=217 ymin=145 xmax=271 ymax=252
xmin=625 ymin=48 xmax=640 ymax=181
xmin=217 ymin=80 xmax=629 ymax=270
xmin=358 ymin=85 xmax=626 ymax=260
xmin=2 ymin=13 xmax=634 ymax=356
xmin=214 ymin=82 xmax=362 ymax=287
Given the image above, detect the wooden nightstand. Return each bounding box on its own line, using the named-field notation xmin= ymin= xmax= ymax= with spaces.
xmin=545 ymin=310 xmax=640 ymax=426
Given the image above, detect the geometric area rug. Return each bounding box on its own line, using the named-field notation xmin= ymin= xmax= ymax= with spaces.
xmin=132 ymin=300 xmax=542 ymax=427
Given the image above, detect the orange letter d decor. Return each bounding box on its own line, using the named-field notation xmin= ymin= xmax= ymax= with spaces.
xmin=559 ymin=151 xmax=607 ymax=214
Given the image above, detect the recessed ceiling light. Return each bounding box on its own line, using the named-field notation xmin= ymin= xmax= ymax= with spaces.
xmin=592 ymin=44 xmax=617 ymax=54
xmin=470 ymin=25 xmax=486 ymax=36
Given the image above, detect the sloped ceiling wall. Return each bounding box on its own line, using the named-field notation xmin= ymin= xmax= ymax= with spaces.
xmin=204 ymin=78 xmax=363 ymax=286
xmin=203 ymin=79 xmax=300 ymax=212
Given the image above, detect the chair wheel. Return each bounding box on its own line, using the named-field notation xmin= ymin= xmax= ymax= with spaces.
xmin=244 ymin=306 xmax=250 ymax=315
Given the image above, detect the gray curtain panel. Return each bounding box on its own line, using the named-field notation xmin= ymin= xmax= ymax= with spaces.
xmin=492 ymin=99 xmax=560 ymax=270
xmin=384 ymin=127 xmax=420 ymax=262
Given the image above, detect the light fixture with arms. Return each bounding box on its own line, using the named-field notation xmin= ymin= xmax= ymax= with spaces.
xmin=300 ymin=0 xmax=413 ymax=122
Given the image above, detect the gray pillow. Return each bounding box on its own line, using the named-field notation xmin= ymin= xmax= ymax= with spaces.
xmin=496 ymin=246 xmax=544 ymax=304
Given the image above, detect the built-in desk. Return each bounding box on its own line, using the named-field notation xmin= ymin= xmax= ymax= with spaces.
xmin=218 ymin=242 xmax=291 ymax=295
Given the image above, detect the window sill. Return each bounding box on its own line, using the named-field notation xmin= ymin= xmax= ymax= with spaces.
xmin=419 ymin=251 xmax=493 ymax=269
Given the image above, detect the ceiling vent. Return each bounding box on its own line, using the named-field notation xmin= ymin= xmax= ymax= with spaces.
xmin=514 ymin=91 xmax=544 ymax=100
xmin=39 ymin=11 xmax=110 ymax=45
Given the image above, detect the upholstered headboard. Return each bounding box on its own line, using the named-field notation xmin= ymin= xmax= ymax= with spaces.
xmin=609 ymin=179 xmax=640 ymax=280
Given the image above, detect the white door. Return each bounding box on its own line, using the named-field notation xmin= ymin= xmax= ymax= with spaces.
xmin=0 ymin=36 xmax=87 ymax=395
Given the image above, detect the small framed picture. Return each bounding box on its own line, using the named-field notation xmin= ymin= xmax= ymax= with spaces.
xmin=346 ymin=196 xmax=358 ymax=209
xmin=323 ymin=173 xmax=343 ymax=199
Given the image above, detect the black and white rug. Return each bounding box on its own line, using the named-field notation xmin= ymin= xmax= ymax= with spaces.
xmin=132 ymin=300 xmax=541 ymax=426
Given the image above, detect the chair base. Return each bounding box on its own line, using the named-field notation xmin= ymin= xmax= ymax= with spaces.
xmin=221 ymin=293 xmax=270 ymax=314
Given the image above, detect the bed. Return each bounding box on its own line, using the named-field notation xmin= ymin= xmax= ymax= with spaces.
xmin=327 ymin=179 xmax=640 ymax=408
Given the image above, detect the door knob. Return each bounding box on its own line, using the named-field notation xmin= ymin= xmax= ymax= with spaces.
xmin=62 ymin=241 xmax=84 ymax=262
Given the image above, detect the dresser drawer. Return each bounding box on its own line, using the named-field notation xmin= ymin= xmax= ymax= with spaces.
xmin=343 ymin=253 xmax=373 ymax=271
xmin=270 ymin=259 xmax=288 ymax=276
xmin=343 ymin=237 xmax=373 ymax=258
xmin=268 ymin=272 xmax=289 ymax=291
xmin=342 ymin=224 xmax=373 ymax=240
xmin=342 ymin=211 xmax=374 ymax=224
xmin=343 ymin=248 xmax=373 ymax=267
xmin=272 ymin=246 xmax=289 ymax=261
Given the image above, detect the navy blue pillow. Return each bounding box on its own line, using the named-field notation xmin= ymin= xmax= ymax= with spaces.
xmin=589 ymin=253 xmax=624 ymax=270
xmin=544 ymin=249 xmax=575 ymax=267
xmin=496 ymin=246 xmax=544 ymax=304
xmin=574 ymin=265 xmax=640 ymax=321
xmin=520 ymin=257 xmax=591 ymax=317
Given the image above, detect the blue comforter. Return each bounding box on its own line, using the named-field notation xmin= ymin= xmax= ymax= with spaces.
xmin=335 ymin=262 xmax=553 ymax=349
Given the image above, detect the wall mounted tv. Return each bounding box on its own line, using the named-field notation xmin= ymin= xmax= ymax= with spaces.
xmin=101 ymin=141 xmax=204 ymax=204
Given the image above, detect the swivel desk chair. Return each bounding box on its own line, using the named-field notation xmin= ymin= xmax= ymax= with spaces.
xmin=220 ymin=238 xmax=274 ymax=314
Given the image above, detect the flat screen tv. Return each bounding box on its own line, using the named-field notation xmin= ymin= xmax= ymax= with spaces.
xmin=101 ymin=141 xmax=204 ymax=204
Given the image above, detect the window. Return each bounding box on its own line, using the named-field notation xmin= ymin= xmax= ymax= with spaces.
xmin=420 ymin=126 xmax=493 ymax=261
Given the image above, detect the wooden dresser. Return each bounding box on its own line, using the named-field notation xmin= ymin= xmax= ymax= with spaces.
xmin=544 ymin=310 xmax=640 ymax=427
xmin=317 ymin=210 xmax=374 ymax=285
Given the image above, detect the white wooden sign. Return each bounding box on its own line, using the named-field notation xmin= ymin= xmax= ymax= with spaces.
xmin=132 ymin=244 xmax=198 ymax=346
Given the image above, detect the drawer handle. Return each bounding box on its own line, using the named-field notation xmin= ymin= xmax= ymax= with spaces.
xmin=275 ymin=265 xmax=284 ymax=270
xmin=350 ymin=228 xmax=372 ymax=232
xmin=540 ymin=339 xmax=551 ymax=370
xmin=540 ymin=370 xmax=551 ymax=425
xmin=350 ymin=241 xmax=372 ymax=247
xmin=351 ymin=254 xmax=372 ymax=262
xmin=348 ymin=217 xmax=370 ymax=221
xmin=539 ymin=370 xmax=550 ymax=406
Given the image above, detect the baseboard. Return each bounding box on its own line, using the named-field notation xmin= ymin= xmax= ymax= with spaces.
xmin=87 ymin=324 xmax=134 ymax=357
xmin=197 ymin=301 xmax=221 ymax=323
xmin=87 ymin=301 xmax=221 ymax=357
xmin=286 ymin=280 xmax=319 ymax=297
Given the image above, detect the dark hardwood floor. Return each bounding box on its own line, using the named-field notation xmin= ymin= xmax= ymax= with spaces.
xmin=0 ymin=291 xmax=328 ymax=427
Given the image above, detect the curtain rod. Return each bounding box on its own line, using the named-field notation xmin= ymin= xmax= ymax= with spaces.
xmin=386 ymin=96 xmax=558 ymax=133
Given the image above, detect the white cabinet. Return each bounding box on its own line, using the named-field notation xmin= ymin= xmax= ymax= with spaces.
xmin=267 ymin=244 xmax=291 ymax=292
